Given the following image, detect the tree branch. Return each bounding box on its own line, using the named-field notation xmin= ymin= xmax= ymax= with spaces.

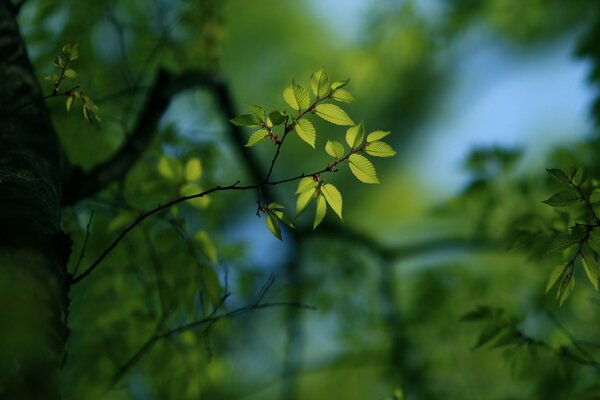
xmin=62 ymin=69 xmax=216 ymax=205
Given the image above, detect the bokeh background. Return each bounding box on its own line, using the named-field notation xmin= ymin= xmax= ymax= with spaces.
xmin=19 ymin=0 xmax=600 ymax=398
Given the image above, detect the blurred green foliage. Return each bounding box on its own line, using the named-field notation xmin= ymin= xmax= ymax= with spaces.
xmin=14 ymin=0 xmax=600 ymax=398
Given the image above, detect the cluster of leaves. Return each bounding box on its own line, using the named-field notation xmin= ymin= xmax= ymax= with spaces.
xmin=44 ymin=43 xmax=101 ymax=124
xmin=157 ymin=156 xmax=211 ymax=209
xmin=461 ymin=306 xmax=531 ymax=350
xmin=230 ymin=68 xmax=396 ymax=238
xmin=536 ymin=167 xmax=600 ymax=305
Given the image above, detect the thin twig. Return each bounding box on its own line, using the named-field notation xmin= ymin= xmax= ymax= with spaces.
xmin=0 ymin=85 xmax=79 ymax=121
xmin=72 ymin=210 xmax=94 ymax=276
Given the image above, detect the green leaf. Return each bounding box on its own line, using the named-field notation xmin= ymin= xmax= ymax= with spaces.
xmin=193 ymin=230 xmax=218 ymax=264
xmin=542 ymin=190 xmax=580 ymax=207
xmin=345 ymin=122 xmax=364 ymax=150
xmin=461 ymin=306 xmax=494 ymax=321
xmin=296 ymin=177 xmax=318 ymax=194
xmin=330 ymin=79 xmax=349 ymax=90
xmin=296 ymin=187 xmax=317 ymax=215
xmin=64 ymin=69 xmax=77 ymax=78
xmin=283 ymin=81 xmax=311 ymax=111
xmin=473 ymin=324 xmax=503 ymax=349
xmin=546 ymin=168 xmax=570 ymax=183
xmin=295 ymin=118 xmax=316 ymax=148
xmin=180 ymin=183 xmax=211 ymax=208
xmin=65 ymin=96 xmax=74 ymax=112
xmin=310 ymin=68 xmax=329 ymax=98
xmin=558 ymin=275 xmax=575 ymax=306
xmin=44 ymin=74 xmax=59 ymax=81
xmin=273 ymin=210 xmax=295 ymax=228
xmin=367 ymin=130 xmax=391 ymax=142
xmin=546 ymin=264 xmax=566 ymax=293
xmin=314 ymin=103 xmax=354 ymax=126
xmin=581 ymin=250 xmax=600 ymax=291
xmin=348 ymin=154 xmax=379 ymax=184
xmin=321 ymin=183 xmax=342 ymax=220
xmin=268 ymin=202 xmax=285 ymax=210
xmin=543 ymin=233 xmax=580 ymax=256
xmin=589 ymin=230 xmax=600 ymax=254
xmin=230 ymin=114 xmax=262 ymax=127
xmin=332 ymin=88 xmax=355 ymax=103
xmin=314 ymin=195 xmax=327 ymax=229
xmin=365 ymin=141 xmax=397 ymax=157
xmin=184 ymin=158 xmax=203 ymax=181
xmin=247 ymin=103 xmax=266 ymax=120
xmin=325 ymin=140 xmax=345 ymax=159
xmin=266 ymin=211 xmax=282 ymax=240
xmin=268 ymin=111 xmax=287 ymax=126
xmin=157 ymin=155 xmax=183 ymax=181
xmin=245 ymin=129 xmax=269 ymax=147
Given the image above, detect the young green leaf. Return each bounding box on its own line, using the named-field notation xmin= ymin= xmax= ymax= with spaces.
xmin=268 ymin=202 xmax=285 ymax=210
xmin=245 ymin=129 xmax=269 ymax=147
xmin=295 ymin=118 xmax=316 ymax=148
xmin=332 ymin=88 xmax=355 ymax=103
xmin=230 ymin=114 xmax=262 ymax=127
xmin=314 ymin=103 xmax=354 ymax=126
xmin=321 ymin=183 xmax=342 ymax=219
xmin=247 ymin=103 xmax=266 ymax=120
xmin=365 ymin=141 xmax=397 ymax=157
xmin=296 ymin=187 xmax=317 ymax=215
xmin=268 ymin=111 xmax=287 ymax=126
xmin=266 ymin=211 xmax=282 ymax=240
xmin=64 ymin=69 xmax=77 ymax=79
xmin=473 ymin=324 xmax=503 ymax=350
xmin=180 ymin=183 xmax=211 ymax=208
xmin=345 ymin=122 xmax=365 ymax=149
xmin=311 ymin=68 xmax=329 ymax=98
xmin=367 ymin=130 xmax=391 ymax=142
xmin=581 ymin=250 xmax=600 ymax=291
xmin=65 ymin=96 xmax=74 ymax=112
xmin=185 ymin=158 xmax=203 ymax=181
xmin=330 ymin=79 xmax=349 ymax=90
xmin=158 ymin=155 xmax=183 ymax=181
xmin=273 ymin=210 xmax=295 ymax=228
xmin=283 ymin=81 xmax=311 ymax=111
xmin=543 ymin=233 xmax=580 ymax=256
xmin=348 ymin=154 xmax=379 ymax=184
xmin=296 ymin=177 xmax=318 ymax=194
xmin=558 ymin=275 xmax=575 ymax=306
xmin=44 ymin=74 xmax=59 ymax=81
xmin=314 ymin=194 xmax=327 ymax=229
xmin=546 ymin=264 xmax=566 ymax=293
xmin=325 ymin=140 xmax=345 ymax=159
xmin=542 ymin=190 xmax=580 ymax=207
xmin=546 ymin=168 xmax=570 ymax=183
xmin=589 ymin=230 xmax=600 ymax=254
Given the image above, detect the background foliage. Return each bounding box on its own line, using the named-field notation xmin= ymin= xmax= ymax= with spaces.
xmin=17 ymin=0 xmax=600 ymax=398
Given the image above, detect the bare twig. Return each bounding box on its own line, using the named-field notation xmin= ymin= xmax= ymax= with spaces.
xmin=71 ymin=210 xmax=94 ymax=276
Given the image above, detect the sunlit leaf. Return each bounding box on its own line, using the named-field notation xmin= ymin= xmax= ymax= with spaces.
xmin=247 ymin=103 xmax=266 ymax=120
xmin=581 ymin=250 xmax=599 ymax=291
xmin=314 ymin=103 xmax=354 ymax=126
xmin=185 ymin=158 xmax=203 ymax=181
xmin=273 ymin=210 xmax=295 ymax=228
xmin=296 ymin=187 xmax=317 ymax=215
xmin=64 ymin=69 xmax=77 ymax=79
xmin=330 ymin=79 xmax=349 ymax=90
xmin=311 ymin=68 xmax=329 ymax=98
xmin=365 ymin=141 xmax=397 ymax=157
xmin=367 ymin=130 xmax=391 ymax=142
xmin=332 ymin=88 xmax=355 ymax=103
xmin=157 ymin=155 xmax=183 ymax=181
xmin=230 ymin=114 xmax=262 ymax=127
xmin=314 ymin=195 xmax=327 ymax=229
xmin=295 ymin=118 xmax=316 ymax=148
xmin=268 ymin=202 xmax=285 ymax=210
xmin=321 ymin=183 xmax=342 ymax=220
xmin=542 ymin=190 xmax=580 ymax=207
xmin=180 ymin=183 xmax=211 ymax=208
xmin=348 ymin=154 xmax=379 ymax=184
xmin=266 ymin=211 xmax=282 ymax=240
xmin=245 ymin=129 xmax=269 ymax=147
xmin=546 ymin=264 xmax=566 ymax=293
xmin=345 ymin=122 xmax=364 ymax=149
xmin=283 ymin=81 xmax=311 ymax=111
xmin=296 ymin=177 xmax=318 ymax=194
xmin=325 ymin=140 xmax=345 ymax=159
xmin=65 ymin=96 xmax=74 ymax=112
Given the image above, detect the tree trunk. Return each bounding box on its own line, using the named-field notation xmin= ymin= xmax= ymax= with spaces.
xmin=0 ymin=1 xmax=68 ymax=398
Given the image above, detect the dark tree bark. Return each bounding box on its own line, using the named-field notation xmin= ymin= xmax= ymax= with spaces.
xmin=0 ymin=1 xmax=69 ymax=398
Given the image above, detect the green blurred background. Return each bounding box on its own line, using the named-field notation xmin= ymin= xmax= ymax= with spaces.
xmin=19 ymin=0 xmax=600 ymax=398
